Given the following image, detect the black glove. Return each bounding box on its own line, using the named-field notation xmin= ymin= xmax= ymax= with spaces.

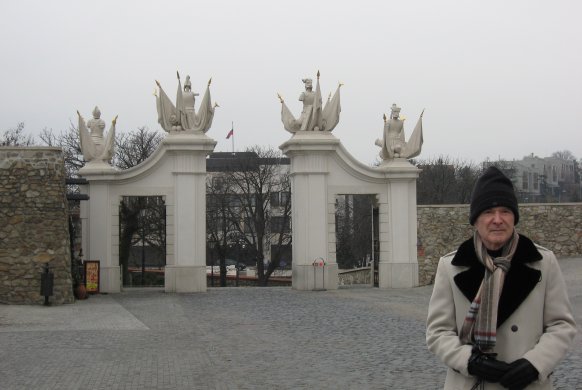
xmin=467 ymin=347 xmax=511 ymax=383
xmin=499 ymin=358 xmax=539 ymax=390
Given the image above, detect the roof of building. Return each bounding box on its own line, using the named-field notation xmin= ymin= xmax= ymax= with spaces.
xmin=206 ymin=152 xmax=290 ymax=172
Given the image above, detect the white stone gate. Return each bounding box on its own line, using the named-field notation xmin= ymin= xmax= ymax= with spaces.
xmin=280 ymin=132 xmax=420 ymax=290
xmin=79 ymin=133 xmax=216 ymax=293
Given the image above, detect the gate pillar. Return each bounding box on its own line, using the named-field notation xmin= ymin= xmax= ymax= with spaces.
xmin=79 ymin=165 xmax=120 ymax=292
xmin=163 ymin=134 xmax=216 ymax=292
xmin=377 ymin=159 xmax=420 ymax=288
xmin=280 ymin=132 xmax=339 ymax=290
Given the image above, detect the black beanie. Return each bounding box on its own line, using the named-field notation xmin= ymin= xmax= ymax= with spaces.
xmin=469 ymin=166 xmax=519 ymax=225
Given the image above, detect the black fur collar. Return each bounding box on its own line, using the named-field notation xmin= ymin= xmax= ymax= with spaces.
xmin=452 ymin=234 xmax=543 ymax=327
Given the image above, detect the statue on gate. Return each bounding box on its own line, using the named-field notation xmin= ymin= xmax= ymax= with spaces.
xmin=154 ymin=71 xmax=217 ymax=133
xmin=77 ymin=106 xmax=117 ymax=164
xmin=375 ymin=103 xmax=424 ymax=160
xmin=278 ymin=71 xmax=342 ymax=133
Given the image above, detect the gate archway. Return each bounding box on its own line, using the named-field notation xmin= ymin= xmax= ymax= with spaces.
xmin=280 ymin=132 xmax=420 ymax=290
xmin=79 ymin=133 xmax=216 ymax=293
xmin=119 ymin=196 xmax=166 ymax=287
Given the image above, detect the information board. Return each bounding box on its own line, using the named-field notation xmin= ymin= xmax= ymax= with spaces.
xmin=84 ymin=260 xmax=100 ymax=293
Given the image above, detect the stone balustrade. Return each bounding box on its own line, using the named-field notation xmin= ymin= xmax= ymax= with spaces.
xmin=338 ymin=267 xmax=372 ymax=286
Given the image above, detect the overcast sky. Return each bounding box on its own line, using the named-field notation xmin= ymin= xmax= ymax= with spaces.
xmin=1 ymin=0 xmax=580 ymax=165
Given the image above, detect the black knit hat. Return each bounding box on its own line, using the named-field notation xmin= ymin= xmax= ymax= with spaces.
xmin=469 ymin=166 xmax=519 ymax=225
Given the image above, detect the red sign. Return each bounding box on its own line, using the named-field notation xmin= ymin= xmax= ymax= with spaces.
xmin=84 ymin=260 xmax=100 ymax=293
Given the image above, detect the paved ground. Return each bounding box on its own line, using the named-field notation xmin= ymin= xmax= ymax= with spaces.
xmin=0 ymin=259 xmax=580 ymax=390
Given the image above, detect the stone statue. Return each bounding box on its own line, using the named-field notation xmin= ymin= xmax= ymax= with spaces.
xmin=155 ymin=71 xmax=216 ymax=133
xmin=375 ymin=104 xmax=424 ymax=160
xmin=78 ymin=106 xmax=116 ymax=164
xmin=279 ymin=71 xmax=342 ymax=133
xmin=180 ymin=75 xmax=199 ymax=130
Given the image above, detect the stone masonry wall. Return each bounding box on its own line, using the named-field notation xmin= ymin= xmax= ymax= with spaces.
xmin=417 ymin=203 xmax=582 ymax=286
xmin=0 ymin=147 xmax=74 ymax=304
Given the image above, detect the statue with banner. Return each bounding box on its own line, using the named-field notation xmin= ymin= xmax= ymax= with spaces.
xmin=77 ymin=106 xmax=117 ymax=165
xmin=375 ymin=103 xmax=424 ymax=160
xmin=155 ymin=71 xmax=216 ymax=133
xmin=279 ymin=71 xmax=341 ymax=133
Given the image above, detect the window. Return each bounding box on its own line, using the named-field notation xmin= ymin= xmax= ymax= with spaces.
xmin=270 ymin=191 xmax=290 ymax=207
xmin=271 ymin=216 xmax=290 ymax=233
xmin=280 ymin=191 xmax=290 ymax=205
xmin=212 ymin=176 xmax=225 ymax=189
xmin=533 ymin=173 xmax=539 ymax=190
xmin=270 ymin=192 xmax=280 ymax=207
xmin=522 ymin=172 xmax=529 ymax=190
xmin=243 ymin=217 xmax=254 ymax=234
xmin=228 ymin=194 xmax=241 ymax=207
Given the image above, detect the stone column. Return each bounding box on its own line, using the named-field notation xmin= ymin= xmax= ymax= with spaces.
xmin=377 ymin=159 xmax=420 ymax=288
xmin=280 ymin=132 xmax=339 ymax=290
xmin=78 ymin=164 xmax=119 ymax=292
xmin=163 ymin=133 xmax=216 ymax=292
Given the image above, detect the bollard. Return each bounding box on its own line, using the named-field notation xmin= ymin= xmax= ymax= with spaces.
xmin=40 ymin=263 xmax=54 ymax=306
xmin=312 ymin=257 xmax=326 ymax=291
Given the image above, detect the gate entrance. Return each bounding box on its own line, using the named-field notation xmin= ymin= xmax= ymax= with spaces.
xmin=335 ymin=194 xmax=379 ymax=286
xmin=119 ymin=196 xmax=166 ymax=287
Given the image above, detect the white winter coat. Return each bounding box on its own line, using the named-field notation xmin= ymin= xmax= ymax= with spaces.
xmin=426 ymin=235 xmax=577 ymax=390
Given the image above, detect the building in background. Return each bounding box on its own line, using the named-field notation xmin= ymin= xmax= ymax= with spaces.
xmin=485 ymin=153 xmax=579 ymax=203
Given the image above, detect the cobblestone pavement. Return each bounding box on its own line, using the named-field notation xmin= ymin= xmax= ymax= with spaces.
xmin=0 ymin=259 xmax=580 ymax=390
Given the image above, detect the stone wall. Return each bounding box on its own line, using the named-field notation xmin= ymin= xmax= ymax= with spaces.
xmin=417 ymin=203 xmax=582 ymax=286
xmin=0 ymin=147 xmax=74 ymax=304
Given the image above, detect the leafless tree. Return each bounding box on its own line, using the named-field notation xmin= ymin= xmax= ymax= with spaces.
xmin=335 ymin=194 xmax=375 ymax=269
xmin=114 ymin=127 xmax=164 ymax=169
xmin=551 ymin=150 xmax=576 ymax=161
xmin=207 ymin=146 xmax=292 ymax=286
xmin=1 ymin=122 xmax=35 ymax=146
xmin=207 ymin=173 xmax=239 ymax=287
xmin=119 ymin=196 xmax=166 ymax=286
xmin=39 ymin=124 xmax=84 ymax=176
xmin=415 ymin=156 xmax=481 ymax=204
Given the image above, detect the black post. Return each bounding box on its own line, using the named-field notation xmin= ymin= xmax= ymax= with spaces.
xmin=40 ymin=263 xmax=54 ymax=306
xmin=236 ymin=245 xmax=240 ymax=287
xmin=141 ymin=222 xmax=145 ymax=286
xmin=211 ymin=258 xmax=215 ymax=287
xmin=211 ymin=247 xmax=215 ymax=287
xmin=140 ymin=209 xmax=146 ymax=286
xmin=209 ymin=239 xmax=217 ymax=287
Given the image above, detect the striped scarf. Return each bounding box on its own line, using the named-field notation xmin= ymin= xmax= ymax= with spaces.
xmin=459 ymin=230 xmax=519 ymax=351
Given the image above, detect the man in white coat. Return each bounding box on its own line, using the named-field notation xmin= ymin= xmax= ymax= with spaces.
xmin=426 ymin=166 xmax=577 ymax=389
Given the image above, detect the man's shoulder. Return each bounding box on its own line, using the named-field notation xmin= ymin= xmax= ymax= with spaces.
xmin=533 ymin=242 xmax=552 ymax=254
xmin=518 ymin=234 xmax=555 ymax=260
xmin=439 ymin=250 xmax=459 ymax=266
xmin=441 ymin=249 xmax=458 ymax=260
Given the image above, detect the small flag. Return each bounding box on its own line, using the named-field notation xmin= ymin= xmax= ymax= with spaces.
xmin=226 ymin=128 xmax=234 ymax=139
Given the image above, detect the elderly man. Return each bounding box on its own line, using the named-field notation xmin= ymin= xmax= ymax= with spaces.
xmin=426 ymin=166 xmax=577 ymax=389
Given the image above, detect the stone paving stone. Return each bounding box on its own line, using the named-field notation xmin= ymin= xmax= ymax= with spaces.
xmin=0 ymin=259 xmax=580 ymax=389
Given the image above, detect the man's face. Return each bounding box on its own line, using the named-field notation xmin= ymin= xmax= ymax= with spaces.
xmin=474 ymin=206 xmax=515 ymax=251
